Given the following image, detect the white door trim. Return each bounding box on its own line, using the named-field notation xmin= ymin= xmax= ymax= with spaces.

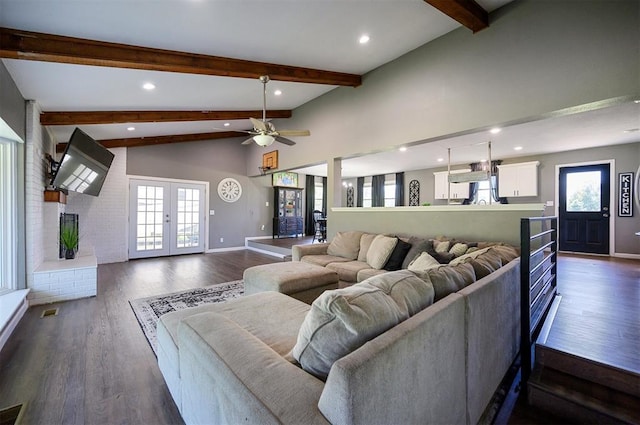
xmin=127 ymin=176 xmax=210 ymax=257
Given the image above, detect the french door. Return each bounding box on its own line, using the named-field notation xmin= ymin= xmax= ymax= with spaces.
xmin=129 ymin=179 xmax=206 ymax=259
xmin=558 ymin=163 xmax=611 ymax=254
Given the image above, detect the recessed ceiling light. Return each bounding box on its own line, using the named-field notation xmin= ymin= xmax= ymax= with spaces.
xmin=399 ymin=147 xmax=407 ymax=152
xmin=223 ymin=122 xmax=230 ymax=127
xmin=437 ymin=158 xmax=444 ymax=162
xmin=489 ymin=128 xmax=501 ymax=134
xmin=514 ymin=146 xmax=523 ymax=151
xmin=623 ymin=128 xmax=639 ymax=133
xmin=274 ymin=90 xmax=282 ymax=96
xmin=142 ymin=82 xmax=156 ymax=90
xmin=127 ymin=126 xmax=135 ymax=131
xmin=359 ymin=34 xmax=370 ymax=44
xmin=634 ymin=100 xmax=640 ymax=104
xmin=480 ymin=158 xmax=487 ymax=162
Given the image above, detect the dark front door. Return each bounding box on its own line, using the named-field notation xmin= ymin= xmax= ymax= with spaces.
xmin=558 ymin=163 xmax=610 ymax=254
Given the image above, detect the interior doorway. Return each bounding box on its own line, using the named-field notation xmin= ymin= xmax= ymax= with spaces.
xmin=557 ymin=162 xmax=612 ymax=255
xmin=129 ymin=178 xmax=206 ymax=259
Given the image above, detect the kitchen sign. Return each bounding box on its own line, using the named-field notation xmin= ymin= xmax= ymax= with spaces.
xmin=618 ymin=172 xmax=634 ymax=217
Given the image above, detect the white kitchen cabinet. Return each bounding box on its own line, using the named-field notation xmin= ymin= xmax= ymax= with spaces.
xmin=497 ymin=161 xmax=540 ymax=197
xmin=433 ymin=169 xmax=471 ymax=200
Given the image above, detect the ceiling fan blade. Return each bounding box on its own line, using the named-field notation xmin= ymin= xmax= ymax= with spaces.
xmin=276 ymin=136 xmax=296 ymax=146
xmin=277 ymin=129 xmax=311 ymax=137
xmin=250 ymin=117 xmax=268 ymax=132
xmin=213 ymin=127 xmax=252 ymax=134
xmin=241 ymin=137 xmax=255 ymax=145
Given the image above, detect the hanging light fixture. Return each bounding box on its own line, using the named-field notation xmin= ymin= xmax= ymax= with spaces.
xmin=253 ymin=134 xmax=275 ymax=147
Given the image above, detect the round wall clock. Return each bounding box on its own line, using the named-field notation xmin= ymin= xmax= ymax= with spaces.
xmin=217 ymin=178 xmax=242 ymax=203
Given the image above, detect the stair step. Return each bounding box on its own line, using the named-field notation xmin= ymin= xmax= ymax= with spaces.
xmin=528 ymin=365 xmax=640 ymax=424
xmin=536 ymin=344 xmax=640 ymax=397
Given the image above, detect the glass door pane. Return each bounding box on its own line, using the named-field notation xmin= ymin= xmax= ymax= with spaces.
xmin=565 ymin=171 xmax=602 ymax=212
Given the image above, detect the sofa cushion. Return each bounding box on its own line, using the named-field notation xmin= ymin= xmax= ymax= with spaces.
xmin=383 ymin=239 xmax=412 ymax=271
xmin=449 ymin=247 xmax=492 ymax=265
xmin=301 ymin=254 xmax=351 ymax=267
xmin=489 ymin=245 xmax=519 ymax=264
xmin=292 ymin=281 xmax=407 ymax=379
xmin=408 ymin=251 xmax=441 ymax=272
xmin=326 ymin=261 xmax=372 ymax=283
xmin=292 ymin=270 xmax=435 ymax=379
xmin=327 ymin=231 xmax=364 ymax=260
xmin=401 ymin=237 xmax=431 ymax=269
xmin=365 ymin=270 xmax=435 ymax=316
xmin=420 ymin=262 xmax=476 ymax=301
xmin=357 ymin=233 xmax=378 ymax=262
xmin=356 ymin=268 xmax=387 ymax=282
xmin=467 ymin=250 xmax=503 ymax=279
xmin=366 ymin=235 xmax=398 ymax=269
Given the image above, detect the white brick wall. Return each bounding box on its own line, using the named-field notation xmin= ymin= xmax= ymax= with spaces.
xmin=24 ymin=101 xmax=53 ymax=290
xmin=24 ymin=100 xmax=106 ymax=303
xmin=31 ymin=264 xmax=97 ymax=306
xmin=65 ymin=147 xmax=128 ymax=264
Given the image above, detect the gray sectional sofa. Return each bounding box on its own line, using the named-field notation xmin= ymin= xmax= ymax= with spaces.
xmin=157 ymin=231 xmax=522 ymax=424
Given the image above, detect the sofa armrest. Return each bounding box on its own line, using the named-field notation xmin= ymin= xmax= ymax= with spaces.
xmin=292 ymin=242 xmax=330 ymax=261
xmin=178 ymin=312 xmax=329 ymax=425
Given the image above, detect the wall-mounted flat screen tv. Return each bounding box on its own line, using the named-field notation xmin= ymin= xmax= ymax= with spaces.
xmin=51 ymin=128 xmax=114 ymax=197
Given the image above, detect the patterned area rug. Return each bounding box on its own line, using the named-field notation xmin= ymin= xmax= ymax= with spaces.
xmin=129 ymin=280 xmax=244 ymax=356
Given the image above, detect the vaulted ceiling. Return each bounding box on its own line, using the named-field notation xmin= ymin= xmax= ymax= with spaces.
xmin=1 ymin=0 xmax=502 ymax=149
xmin=1 ymin=0 xmax=637 ymax=177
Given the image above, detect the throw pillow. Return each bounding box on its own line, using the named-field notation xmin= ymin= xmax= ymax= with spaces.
xmin=449 ymin=242 xmax=468 ymax=258
xmin=449 ymin=247 xmax=492 ymax=266
xmin=489 ymin=245 xmax=519 ymax=264
xmin=467 ymin=250 xmax=503 ymax=279
xmin=408 ymin=252 xmax=441 ymax=272
xmin=357 ymin=233 xmax=378 ymax=262
xmin=365 ymin=270 xmax=435 ymax=316
xmin=434 ymin=240 xmax=450 ymax=253
xmin=327 ymin=231 xmax=364 ymax=260
xmin=425 ymin=263 xmax=476 ymax=301
xmin=401 ymin=237 xmax=432 ymax=269
xmin=292 ymin=282 xmax=407 ymax=379
xmin=366 ymin=235 xmax=398 ymax=269
xmin=383 ymin=239 xmax=412 ymax=271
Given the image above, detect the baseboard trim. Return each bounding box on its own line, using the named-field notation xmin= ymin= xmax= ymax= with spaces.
xmin=206 ymin=246 xmax=246 ymax=253
xmin=613 ymin=252 xmax=640 ymax=260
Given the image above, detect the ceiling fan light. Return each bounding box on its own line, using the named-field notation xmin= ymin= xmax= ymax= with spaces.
xmin=253 ymin=134 xmax=275 ymax=147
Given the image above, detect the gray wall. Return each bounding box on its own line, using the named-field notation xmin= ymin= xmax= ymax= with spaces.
xmin=245 ymin=0 xmax=639 ymax=175
xmin=0 ymin=60 xmax=27 ymax=289
xmin=127 ymin=139 xmax=278 ymax=249
xmin=328 ymin=206 xmax=545 ymax=247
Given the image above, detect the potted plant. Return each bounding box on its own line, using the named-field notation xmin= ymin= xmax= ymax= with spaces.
xmin=60 ymin=224 xmax=79 ymax=259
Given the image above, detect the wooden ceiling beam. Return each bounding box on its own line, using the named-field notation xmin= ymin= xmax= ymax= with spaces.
xmin=0 ymin=27 xmax=362 ymax=87
xmin=55 ymin=131 xmax=247 ymax=153
xmin=41 ymin=110 xmax=292 ymax=126
xmin=424 ymin=0 xmax=488 ymax=33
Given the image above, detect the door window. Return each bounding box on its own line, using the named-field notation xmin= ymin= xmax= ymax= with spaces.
xmin=566 ymin=171 xmax=601 ymax=212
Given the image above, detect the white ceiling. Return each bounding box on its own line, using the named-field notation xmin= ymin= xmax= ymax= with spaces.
xmin=1 ymin=0 xmax=638 ymax=178
xmin=0 ymin=0 xmax=510 ymax=143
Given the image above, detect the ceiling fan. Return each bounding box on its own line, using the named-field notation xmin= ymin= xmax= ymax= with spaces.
xmin=241 ymin=75 xmax=311 ymax=147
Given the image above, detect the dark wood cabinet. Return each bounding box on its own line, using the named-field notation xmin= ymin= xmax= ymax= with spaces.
xmin=273 ymin=186 xmax=303 ymax=238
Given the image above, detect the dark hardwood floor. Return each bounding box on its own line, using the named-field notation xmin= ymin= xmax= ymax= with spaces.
xmin=0 ymin=250 xmax=637 ymax=424
xmin=0 ymin=251 xmax=279 ymax=425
